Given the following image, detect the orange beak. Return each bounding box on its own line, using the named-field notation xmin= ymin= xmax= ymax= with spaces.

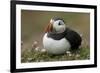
xmin=45 ymin=23 xmax=53 ymax=33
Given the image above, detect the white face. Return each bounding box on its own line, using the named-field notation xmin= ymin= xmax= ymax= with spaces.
xmin=50 ymin=19 xmax=66 ymax=33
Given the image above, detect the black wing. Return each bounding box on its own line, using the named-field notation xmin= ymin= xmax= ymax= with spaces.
xmin=65 ymin=28 xmax=82 ymax=49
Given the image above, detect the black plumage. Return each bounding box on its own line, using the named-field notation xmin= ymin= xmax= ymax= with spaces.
xmin=64 ymin=28 xmax=82 ymax=49
xmin=51 ymin=17 xmax=65 ymax=23
xmin=47 ymin=28 xmax=82 ymax=49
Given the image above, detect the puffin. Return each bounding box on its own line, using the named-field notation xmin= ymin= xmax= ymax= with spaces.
xmin=43 ymin=17 xmax=82 ymax=55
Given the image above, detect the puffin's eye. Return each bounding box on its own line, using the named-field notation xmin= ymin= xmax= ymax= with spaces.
xmin=58 ymin=22 xmax=61 ymax=25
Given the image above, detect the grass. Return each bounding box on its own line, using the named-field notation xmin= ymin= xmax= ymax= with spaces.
xmin=21 ymin=46 xmax=90 ymax=63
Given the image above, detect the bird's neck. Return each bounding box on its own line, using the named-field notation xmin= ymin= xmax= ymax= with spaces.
xmin=47 ymin=28 xmax=68 ymax=40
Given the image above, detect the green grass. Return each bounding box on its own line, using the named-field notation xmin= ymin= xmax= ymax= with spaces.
xmin=21 ymin=46 xmax=90 ymax=63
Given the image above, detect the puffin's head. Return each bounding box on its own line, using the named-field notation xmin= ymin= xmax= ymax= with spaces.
xmin=45 ymin=17 xmax=66 ymax=33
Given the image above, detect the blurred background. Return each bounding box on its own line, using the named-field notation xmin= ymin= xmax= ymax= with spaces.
xmin=21 ymin=10 xmax=90 ymax=52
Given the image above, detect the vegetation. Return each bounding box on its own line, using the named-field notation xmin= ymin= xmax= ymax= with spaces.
xmin=21 ymin=46 xmax=90 ymax=63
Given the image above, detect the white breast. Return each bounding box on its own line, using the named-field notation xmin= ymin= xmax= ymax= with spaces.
xmin=43 ymin=33 xmax=71 ymax=54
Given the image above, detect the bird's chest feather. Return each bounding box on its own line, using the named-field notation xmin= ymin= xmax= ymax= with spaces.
xmin=43 ymin=33 xmax=71 ymax=54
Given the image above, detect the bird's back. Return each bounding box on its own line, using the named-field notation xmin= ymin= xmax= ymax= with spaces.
xmin=65 ymin=28 xmax=82 ymax=49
